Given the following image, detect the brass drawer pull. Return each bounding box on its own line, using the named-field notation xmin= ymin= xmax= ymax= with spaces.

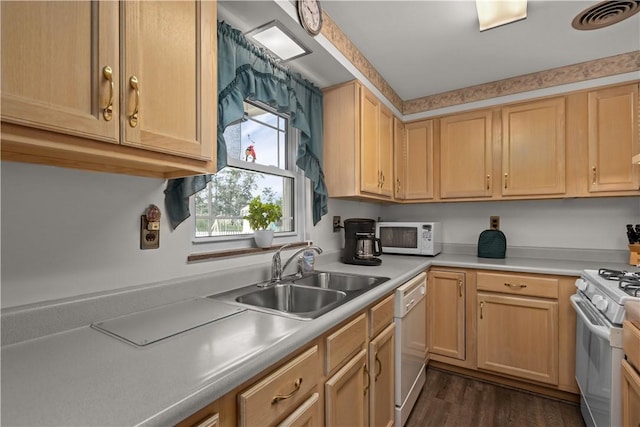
xmin=271 ymin=378 xmax=302 ymax=404
xmin=129 ymin=75 xmax=140 ymax=128
xmin=102 ymin=66 xmax=114 ymax=121
xmin=504 ymin=282 xmax=527 ymax=289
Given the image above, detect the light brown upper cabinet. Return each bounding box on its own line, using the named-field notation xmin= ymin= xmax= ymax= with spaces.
xmin=440 ymin=109 xmax=493 ymax=199
xmin=587 ymin=83 xmax=639 ymax=193
xmin=393 ymin=117 xmax=406 ymax=199
xmin=501 ymin=97 xmax=566 ymax=196
xmin=395 ymin=119 xmax=435 ymax=201
xmin=121 ymin=1 xmax=215 ymax=160
xmin=323 ymin=80 xmax=394 ymax=200
xmin=1 ymin=1 xmax=120 ymax=143
xmin=1 ymin=1 xmax=216 ymax=179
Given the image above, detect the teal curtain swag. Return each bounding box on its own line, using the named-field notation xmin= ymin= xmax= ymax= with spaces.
xmin=165 ymin=20 xmax=328 ymax=229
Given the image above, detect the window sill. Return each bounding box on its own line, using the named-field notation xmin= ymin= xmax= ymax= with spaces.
xmin=187 ymin=241 xmax=309 ymax=263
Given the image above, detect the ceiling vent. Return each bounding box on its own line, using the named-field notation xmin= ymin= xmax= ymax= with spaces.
xmin=572 ymin=0 xmax=640 ymax=30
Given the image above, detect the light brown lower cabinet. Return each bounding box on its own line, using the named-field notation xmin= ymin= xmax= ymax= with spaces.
xmin=428 ymin=270 xmax=466 ymax=361
xmin=477 ymin=293 xmax=559 ymax=385
xmin=623 ymin=317 xmax=640 ymax=427
xmin=325 ymin=349 xmax=368 ymax=426
xmin=369 ymin=323 xmax=395 ymax=427
xmin=238 ymin=346 xmax=320 ymax=427
xmin=621 ymin=360 xmax=640 ymax=427
xmin=276 ymin=393 xmax=320 ymax=427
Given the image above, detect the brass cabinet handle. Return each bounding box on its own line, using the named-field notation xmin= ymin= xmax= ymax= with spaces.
xmin=396 ymin=178 xmax=401 ymax=194
xmin=271 ymin=378 xmax=302 ymax=404
xmin=363 ymin=364 xmax=370 ymax=395
xmin=480 ymin=301 xmax=484 ymax=319
xmin=129 ymin=75 xmax=140 ymax=128
xmin=458 ymin=279 xmax=463 ymax=297
xmin=374 ymin=355 xmax=382 ymax=381
xmin=102 ymin=66 xmax=114 ymax=121
xmin=504 ymin=282 xmax=527 ymax=289
xmin=592 ymin=166 xmax=597 ymax=185
xmin=486 ymin=175 xmax=490 ymax=190
xmin=504 ymin=173 xmax=508 ymax=189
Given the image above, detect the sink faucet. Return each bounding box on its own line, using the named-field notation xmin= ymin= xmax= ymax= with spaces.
xmin=268 ymin=243 xmax=323 ymax=285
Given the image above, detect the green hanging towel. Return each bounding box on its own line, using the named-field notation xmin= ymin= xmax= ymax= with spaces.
xmin=478 ymin=229 xmax=507 ymax=259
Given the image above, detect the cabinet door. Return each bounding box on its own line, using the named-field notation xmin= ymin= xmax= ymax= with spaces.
xmin=1 ymin=1 xmax=119 ymax=142
xmin=325 ymin=349 xmax=367 ymax=427
xmin=429 ymin=271 xmax=465 ymax=360
xmin=393 ymin=117 xmax=406 ymax=199
xmin=378 ymin=104 xmax=395 ymax=197
xmin=402 ymin=120 xmax=435 ymax=200
xmin=588 ymin=84 xmax=640 ymax=192
xmin=502 ymin=98 xmax=566 ymax=196
xmin=477 ymin=293 xmax=559 ymax=385
xmin=122 ymin=1 xmax=214 ymax=160
xmin=369 ymin=324 xmax=395 ymax=427
xmin=440 ymin=110 xmax=493 ymax=198
xmin=277 ymin=393 xmax=320 ymax=427
xmin=360 ymin=87 xmax=381 ymax=194
xmin=622 ymin=360 xmax=640 ymax=427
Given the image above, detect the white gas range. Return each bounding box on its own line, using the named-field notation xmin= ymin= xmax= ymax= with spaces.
xmin=571 ymin=268 xmax=640 ymax=427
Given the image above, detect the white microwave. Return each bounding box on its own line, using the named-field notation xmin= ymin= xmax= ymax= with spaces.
xmin=376 ymin=222 xmax=442 ymax=256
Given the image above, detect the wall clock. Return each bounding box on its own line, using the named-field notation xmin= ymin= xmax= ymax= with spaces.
xmin=297 ymin=0 xmax=323 ymax=36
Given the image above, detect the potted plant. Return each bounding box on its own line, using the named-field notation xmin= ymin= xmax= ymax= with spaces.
xmin=244 ymin=196 xmax=282 ymax=248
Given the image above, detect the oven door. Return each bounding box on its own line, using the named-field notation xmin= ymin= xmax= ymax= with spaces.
xmin=570 ymin=294 xmax=623 ymax=427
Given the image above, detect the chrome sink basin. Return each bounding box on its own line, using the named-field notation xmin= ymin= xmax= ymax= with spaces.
xmin=291 ymin=271 xmax=387 ymax=292
xmin=236 ymin=284 xmax=346 ymax=315
xmin=208 ymin=271 xmax=390 ymax=320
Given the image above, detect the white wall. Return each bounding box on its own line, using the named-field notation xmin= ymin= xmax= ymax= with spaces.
xmin=0 ymin=162 xmax=382 ymax=308
xmin=382 ymin=198 xmax=640 ymax=250
xmin=2 ymin=162 xmax=637 ymax=309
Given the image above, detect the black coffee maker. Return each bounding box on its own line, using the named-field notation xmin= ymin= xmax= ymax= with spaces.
xmin=343 ymin=218 xmax=382 ymax=266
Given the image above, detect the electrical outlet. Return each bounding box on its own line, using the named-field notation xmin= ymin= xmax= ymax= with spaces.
xmin=490 ymin=216 xmax=500 ymax=230
xmin=333 ymin=216 xmax=342 ymax=232
xmin=140 ymin=215 xmax=160 ymax=249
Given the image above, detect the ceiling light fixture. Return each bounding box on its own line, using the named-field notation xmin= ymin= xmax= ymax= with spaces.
xmin=476 ymin=0 xmax=528 ymax=31
xmin=245 ymin=20 xmax=311 ymax=62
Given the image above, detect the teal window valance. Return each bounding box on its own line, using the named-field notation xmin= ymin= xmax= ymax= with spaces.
xmin=165 ymin=21 xmax=328 ymax=229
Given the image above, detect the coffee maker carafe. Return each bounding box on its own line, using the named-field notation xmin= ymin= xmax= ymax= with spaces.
xmin=343 ymin=218 xmax=382 ymax=266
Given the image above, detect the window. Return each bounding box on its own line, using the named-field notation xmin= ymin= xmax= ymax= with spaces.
xmin=194 ymin=100 xmax=303 ymax=242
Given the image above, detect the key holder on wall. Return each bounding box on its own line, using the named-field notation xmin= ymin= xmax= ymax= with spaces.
xmin=140 ymin=204 xmax=161 ymax=250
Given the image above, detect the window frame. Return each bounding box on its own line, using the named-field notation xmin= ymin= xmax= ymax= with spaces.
xmin=190 ymin=100 xmax=309 ymax=248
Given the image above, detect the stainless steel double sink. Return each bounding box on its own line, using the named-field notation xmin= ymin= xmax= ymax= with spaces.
xmin=208 ymin=271 xmax=390 ymax=320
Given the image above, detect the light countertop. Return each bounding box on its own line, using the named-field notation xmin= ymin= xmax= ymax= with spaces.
xmin=1 ymin=252 xmax=634 ymax=426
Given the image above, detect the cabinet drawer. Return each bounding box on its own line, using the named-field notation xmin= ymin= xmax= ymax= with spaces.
xmin=477 ymin=272 xmax=558 ymax=299
xmin=624 ymin=320 xmax=640 ymax=371
xmin=326 ymin=313 xmax=366 ymax=375
xmin=370 ymin=293 xmax=395 ymax=338
xmin=239 ymin=346 xmax=319 ymax=427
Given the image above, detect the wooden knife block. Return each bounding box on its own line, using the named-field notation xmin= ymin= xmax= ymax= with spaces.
xmin=630 ymin=244 xmax=640 ymax=266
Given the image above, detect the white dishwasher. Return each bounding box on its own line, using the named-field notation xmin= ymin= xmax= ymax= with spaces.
xmin=394 ymin=272 xmax=428 ymax=426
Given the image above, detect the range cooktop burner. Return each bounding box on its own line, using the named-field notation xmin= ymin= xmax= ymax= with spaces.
xmin=599 ymin=268 xmax=640 ymax=281
xmin=620 ymin=276 xmax=640 ymax=297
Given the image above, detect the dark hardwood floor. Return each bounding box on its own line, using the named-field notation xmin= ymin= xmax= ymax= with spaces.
xmin=405 ymin=368 xmax=585 ymax=427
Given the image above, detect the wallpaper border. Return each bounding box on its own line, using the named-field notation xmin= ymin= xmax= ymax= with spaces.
xmin=320 ymin=13 xmax=639 ymax=115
